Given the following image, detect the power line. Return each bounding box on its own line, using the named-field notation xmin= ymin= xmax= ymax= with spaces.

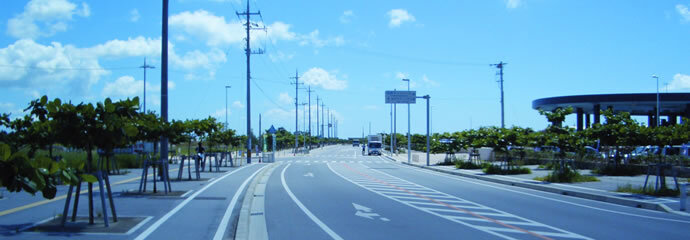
xmin=338 ymin=47 xmax=489 ymax=66
xmin=250 ymin=78 xmax=289 ymax=112
xmin=0 ymin=64 xmax=140 ymax=71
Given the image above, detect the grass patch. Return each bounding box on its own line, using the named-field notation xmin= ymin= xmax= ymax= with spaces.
xmin=538 ymin=162 xmax=556 ymax=170
xmin=534 ymin=166 xmax=598 ymax=183
xmin=483 ymin=164 xmax=532 ymax=175
xmin=592 ymin=164 xmax=644 ymax=176
xmin=616 ymin=184 xmax=680 ymax=197
xmin=455 ymin=161 xmax=490 ymax=169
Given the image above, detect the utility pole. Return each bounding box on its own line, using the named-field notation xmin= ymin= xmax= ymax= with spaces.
xmin=290 ymin=70 xmax=303 ymax=154
xmin=302 ymin=103 xmax=308 ymax=149
xmin=225 ymin=85 xmax=231 ymax=130
xmin=237 ymin=1 xmax=264 ymax=163
xmin=307 ymin=87 xmax=314 ymax=147
xmin=160 ymin=0 xmax=169 ymax=188
xmin=259 ymin=114 xmax=262 ymax=157
xmin=321 ymin=102 xmax=325 ymax=139
xmin=139 ymin=58 xmax=154 ymax=113
xmin=491 ymin=61 xmax=507 ymax=128
xmin=316 ymin=96 xmax=320 ymax=140
xmin=326 ymin=108 xmax=330 ymax=138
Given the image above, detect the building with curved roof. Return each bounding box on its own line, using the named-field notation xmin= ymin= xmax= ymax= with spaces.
xmin=532 ymin=93 xmax=690 ymax=130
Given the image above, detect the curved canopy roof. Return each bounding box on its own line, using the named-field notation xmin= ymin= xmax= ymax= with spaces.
xmin=532 ymin=93 xmax=690 ymax=115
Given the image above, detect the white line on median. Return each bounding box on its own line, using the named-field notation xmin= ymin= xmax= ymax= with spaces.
xmin=281 ymin=163 xmax=344 ymax=240
xmin=397 ymin=163 xmax=690 ymax=224
xmin=213 ymin=164 xmax=269 ymax=240
xmin=134 ymin=165 xmax=253 ymax=240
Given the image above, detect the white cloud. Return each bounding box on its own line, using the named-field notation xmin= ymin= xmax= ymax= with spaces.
xmin=506 ymin=0 xmax=522 ymax=9
xmin=87 ymin=36 xmax=161 ymax=57
xmin=387 ymin=9 xmax=415 ymax=28
xmin=340 ymin=10 xmax=354 ymax=23
xmin=102 ymin=75 xmax=142 ymax=98
xmin=269 ymin=51 xmax=294 ymax=62
xmin=232 ymin=100 xmax=244 ymax=109
xmin=170 ymin=10 xmax=342 ymax=49
xmin=666 ymin=73 xmax=690 ymax=91
xmin=265 ymin=108 xmax=292 ymax=121
xmin=422 ymin=75 xmax=439 ymax=87
xmin=299 ymin=30 xmax=345 ymax=48
xmin=395 ymin=72 xmax=408 ymax=79
xmin=211 ymin=108 xmax=230 ymax=119
xmin=6 ymin=0 xmax=90 ymax=39
xmin=170 ymin=47 xmax=226 ymax=70
xmin=0 ymin=39 xmax=107 ymax=93
xmin=130 ymin=9 xmax=140 ymax=22
xmin=678 ymin=4 xmax=690 ymax=21
xmin=278 ymin=92 xmax=293 ymax=105
xmin=169 ymin=10 xmax=244 ymax=47
xmin=169 ymin=10 xmax=296 ymax=47
xmin=302 ymin=68 xmax=348 ymax=90
xmin=0 ymin=102 xmax=24 ymax=118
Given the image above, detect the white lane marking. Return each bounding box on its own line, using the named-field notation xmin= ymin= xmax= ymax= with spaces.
xmin=398 ymin=164 xmax=690 ymax=224
xmin=341 ymin=163 xmax=593 ymax=240
xmin=281 ymin=163 xmax=344 ymax=240
xmin=324 ymin=163 xmax=517 ymax=240
xmin=134 ymin=165 xmax=254 ymax=240
xmin=213 ymin=164 xmax=269 ymax=240
xmin=180 ymin=189 xmax=194 ymax=198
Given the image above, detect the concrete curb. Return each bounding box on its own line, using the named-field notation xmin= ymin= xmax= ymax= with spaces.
xmin=382 ymin=155 xmax=677 ymax=214
xmin=235 ymin=163 xmax=279 ymax=240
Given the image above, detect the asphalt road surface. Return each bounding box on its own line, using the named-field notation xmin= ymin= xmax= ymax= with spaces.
xmin=266 ymin=145 xmax=690 ymax=240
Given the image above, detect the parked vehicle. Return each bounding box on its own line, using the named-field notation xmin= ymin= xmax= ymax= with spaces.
xmin=352 ymin=140 xmax=360 ymax=147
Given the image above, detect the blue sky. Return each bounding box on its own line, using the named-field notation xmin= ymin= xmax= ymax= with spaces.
xmin=1 ymin=0 xmax=689 ymax=139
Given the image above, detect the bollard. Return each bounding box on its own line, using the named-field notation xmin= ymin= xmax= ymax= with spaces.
xmin=681 ymin=183 xmax=687 ymax=211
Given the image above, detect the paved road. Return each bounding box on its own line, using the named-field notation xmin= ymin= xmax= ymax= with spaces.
xmin=267 ymin=145 xmax=690 ymax=240
xmin=1 ymin=145 xmax=689 ymax=239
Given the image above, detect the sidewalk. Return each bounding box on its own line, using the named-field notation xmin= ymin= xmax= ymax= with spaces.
xmin=383 ymin=150 xmax=690 ymax=216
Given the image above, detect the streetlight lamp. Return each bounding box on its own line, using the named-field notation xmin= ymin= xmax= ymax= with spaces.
xmin=402 ymin=78 xmax=411 ymax=164
xmin=652 ymin=75 xmax=659 ymax=127
xmin=225 ymin=86 xmax=231 ymax=130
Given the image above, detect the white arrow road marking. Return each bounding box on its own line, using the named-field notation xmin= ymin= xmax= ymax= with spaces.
xmin=304 ymin=172 xmax=314 ymax=177
xmin=355 ymin=211 xmax=379 ymax=219
xmin=352 ymin=203 xmax=372 ymax=212
xmin=353 ymin=203 xmax=389 ymax=221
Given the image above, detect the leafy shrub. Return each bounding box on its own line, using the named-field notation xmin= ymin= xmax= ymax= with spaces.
xmin=534 ymin=164 xmax=598 ymax=183
xmin=538 ymin=162 xmax=556 ymax=170
xmin=483 ymin=164 xmax=532 ymax=175
xmin=592 ymin=164 xmax=644 ymax=176
xmin=616 ymin=184 xmax=680 ymax=197
xmin=114 ymin=154 xmax=141 ymax=169
xmin=455 ymin=161 xmax=489 ymax=169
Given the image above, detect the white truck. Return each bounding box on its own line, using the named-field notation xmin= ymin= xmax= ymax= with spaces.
xmin=367 ymin=135 xmax=382 ymax=155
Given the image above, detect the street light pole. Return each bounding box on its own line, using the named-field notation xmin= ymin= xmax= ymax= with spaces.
xmin=225 ymin=86 xmax=231 ymax=130
xmin=652 ymin=75 xmax=660 ymax=127
xmin=403 ymin=78 xmax=411 ymax=164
